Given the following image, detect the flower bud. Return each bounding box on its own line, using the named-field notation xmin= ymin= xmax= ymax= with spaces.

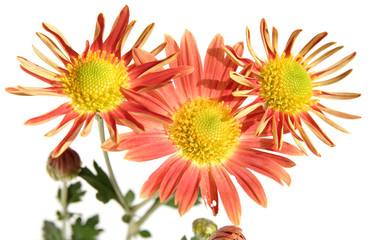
xmin=47 ymin=147 xmax=82 ymax=181
xmin=209 ymin=226 xmax=246 ymax=240
xmin=192 ymin=218 xmax=218 ymax=240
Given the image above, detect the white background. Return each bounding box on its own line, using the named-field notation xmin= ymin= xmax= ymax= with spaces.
xmin=1 ymin=0 xmax=373 ymax=239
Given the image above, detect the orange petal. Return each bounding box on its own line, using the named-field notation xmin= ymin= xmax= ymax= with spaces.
xmin=224 ymin=161 xmax=267 ymax=207
xmin=42 ymin=22 xmax=78 ymax=60
xmin=102 ymin=5 xmax=129 ymax=53
xmin=159 ymin=158 xmax=191 ymax=202
xmin=180 ymin=30 xmax=203 ymax=99
xmin=140 ymin=154 xmax=179 ymax=199
xmin=202 ymin=34 xmax=225 ymax=97
xmin=124 ymin=139 xmax=177 ymax=162
xmin=175 ymin=164 xmax=201 ymax=216
xmin=52 ymin=115 xmax=85 ymax=158
xmin=91 ymin=13 xmax=105 ymax=51
xmin=297 ymin=32 xmax=328 ymax=60
xmin=240 ymin=138 xmax=303 ymax=157
xmin=200 ymin=167 xmax=219 ymax=216
xmin=231 ymin=148 xmax=292 ymax=186
xmin=24 ymin=102 xmax=72 ymax=125
xmin=211 ymin=165 xmax=241 ymax=226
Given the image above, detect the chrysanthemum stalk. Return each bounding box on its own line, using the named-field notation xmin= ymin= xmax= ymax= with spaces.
xmin=224 ymin=19 xmax=361 ymax=156
xmin=6 ymin=5 xmax=193 ymax=157
xmin=102 ymin=30 xmax=303 ymax=225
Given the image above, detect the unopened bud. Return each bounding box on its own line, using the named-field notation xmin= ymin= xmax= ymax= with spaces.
xmin=192 ymin=218 xmax=218 ymax=240
xmin=209 ymin=226 xmax=246 ymax=240
xmin=47 ymin=147 xmax=82 ymax=181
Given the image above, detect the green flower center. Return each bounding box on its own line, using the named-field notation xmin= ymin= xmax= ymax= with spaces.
xmin=61 ymin=50 xmax=130 ymax=113
xmin=260 ymin=58 xmax=313 ymax=114
xmin=168 ymin=97 xmax=241 ymax=166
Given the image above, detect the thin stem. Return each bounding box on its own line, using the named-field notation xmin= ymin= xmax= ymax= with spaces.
xmin=136 ymin=197 xmax=162 ymax=228
xmin=131 ymin=193 xmax=159 ymax=212
xmin=96 ymin=115 xmax=130 ymax=212
xmin=61 ymin=180 xmax=68 ymax=240
xmin=126 ymin=197 xmax=162 ymax=240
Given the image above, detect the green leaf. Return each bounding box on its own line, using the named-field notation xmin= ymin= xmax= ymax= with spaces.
xmin=71 ymin=215 xmax=102 ymax=240
xmin=139 ymin=230 xmax=151 ymax=238
xmin=124 ymin=190 xmax=135 ymax=205
xmin=181 ymin=236 xmax=187 ymax=240
xmin=122 ymin=214 xmax=132 ymax=223
xmin=79 ymin=161 xmax=118 ymax=204
xmin=42 ymin=220 xmax=63 ymax=240
xmin=56 ymin=211 xmax=73 ymax=221
xmin=57 ymin=181 xmax=86 ymax=205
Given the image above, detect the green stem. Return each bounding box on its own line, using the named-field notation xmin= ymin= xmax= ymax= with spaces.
xmin=126 ymin=197 xmax=162 ymax=240
xmin=96 ymin=115 xmax=129 ymax=212
xmin=131 ymin=193 xmax=158 ymax=212
xmin=61 ymin=180 xmax=68 ymax=240
xmin=136 ymin=197 xmax=162 ymax=228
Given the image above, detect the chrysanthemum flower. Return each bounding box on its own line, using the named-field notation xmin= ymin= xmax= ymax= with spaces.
xmin=6 ymin=6 xmax=193 ymax=157
xmin=102 ymin=30 xmax=303 ymax=225
xmin=224 ymin=19 xmax=361 ymax=156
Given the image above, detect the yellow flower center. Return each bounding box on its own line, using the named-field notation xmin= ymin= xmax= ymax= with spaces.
xmin=260 ymin=57 xmax=313 ymax=114
xmin=61 ymin=50 xmax=130 ymax=113
xmin=168 ymin=97 xmax=241 ymax=166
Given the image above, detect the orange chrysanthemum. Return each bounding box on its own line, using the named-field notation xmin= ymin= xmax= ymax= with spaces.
xmin=6 ymin=6 xmax=193 ymax=157
xmin=225 ymin=19 xmax=361 ymax=156
xmin=102 ymin=31 xmax=303 ymax=225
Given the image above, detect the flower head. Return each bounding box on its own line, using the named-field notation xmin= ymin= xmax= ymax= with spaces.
xmin=103 ymin=30 xmax=303 ymax=225
xmin=47 ymin=147 xmax=81 ymax=181
xmin=6 ymin=6 xmax=193 ymax=157
xmin=209 ymin=226 xmax=246 ymax=240
xmin=225 ymin=19 xmax=361 ymax=156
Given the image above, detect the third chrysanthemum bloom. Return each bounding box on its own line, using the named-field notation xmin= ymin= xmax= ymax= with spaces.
xmin=225 ymin=19 xmax=360 ymax=156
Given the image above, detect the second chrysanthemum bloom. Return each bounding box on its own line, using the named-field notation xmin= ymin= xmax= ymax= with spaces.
xmin=225 ymin=19 xmax=360 ymax=156
xmin=103 ymin=30 xmax=303 ymax=225
xmin=6 ymin=5 xmax=193 ymax=157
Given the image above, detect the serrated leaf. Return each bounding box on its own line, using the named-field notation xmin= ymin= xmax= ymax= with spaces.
xmin=122 ymin=214 xmax=132 ymax=223
xmin=57 ymin=182 xmax=86 ymax=205
xmin=71 ymin=215 xmax=102 ymax=240
xmin=181 ymin=236 xmax=187 ymax=240
xmin=42 ymin=220 xmax=63 ymax=240
xmin=56 ymin=211 xmax=73 ymax=221
xmin=124 ymin=190 xmax=135 ymax=205
xmin=139 ymin=230 xmax=151 ymax=238
xmin=78 ymin=161 xmax=118 ymax=204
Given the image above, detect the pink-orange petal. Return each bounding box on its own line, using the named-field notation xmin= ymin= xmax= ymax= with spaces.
xmin=200 ymin=167 xmax=219 ymax=216
xmin=102 ymin=5 xmax=129 ymax=53
xmin=140 ymin=154 xmax=179 ymax=199
xmin=175 ymin=164 xmax=201 ymax=216
xmin=211 ymin=165 xmax=241 ymax=226
xmin=91 ymin=13 xmax=105 ymax=51
xmin=101 ymin=112 xmax=118 ymax=144
xmin=202 ymin=34 xmax=225 ymax=97
xmin=224 ymin=161 xmax=267 ymax=207
xmin=180 ymin=30 xmax=203 ymax=99
xmin=240 ymin=137 xmax=303 ymax=157
xmin=124 ymin=138 xmax=177 ymax=162
xmin=231 ymin=147 xmax=291 ymax=186
xmin=159 ymin=158 xmax=191 ymax=202
xmin=52 ymin=116 xmax=85 ymax=158
xmin=130 ymin=66 xmax=194 ymax=92
xmin=24 ymin=102 xmax=72 ymax=125
xmin=42 ymin=22 xmax=79 ymax=60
